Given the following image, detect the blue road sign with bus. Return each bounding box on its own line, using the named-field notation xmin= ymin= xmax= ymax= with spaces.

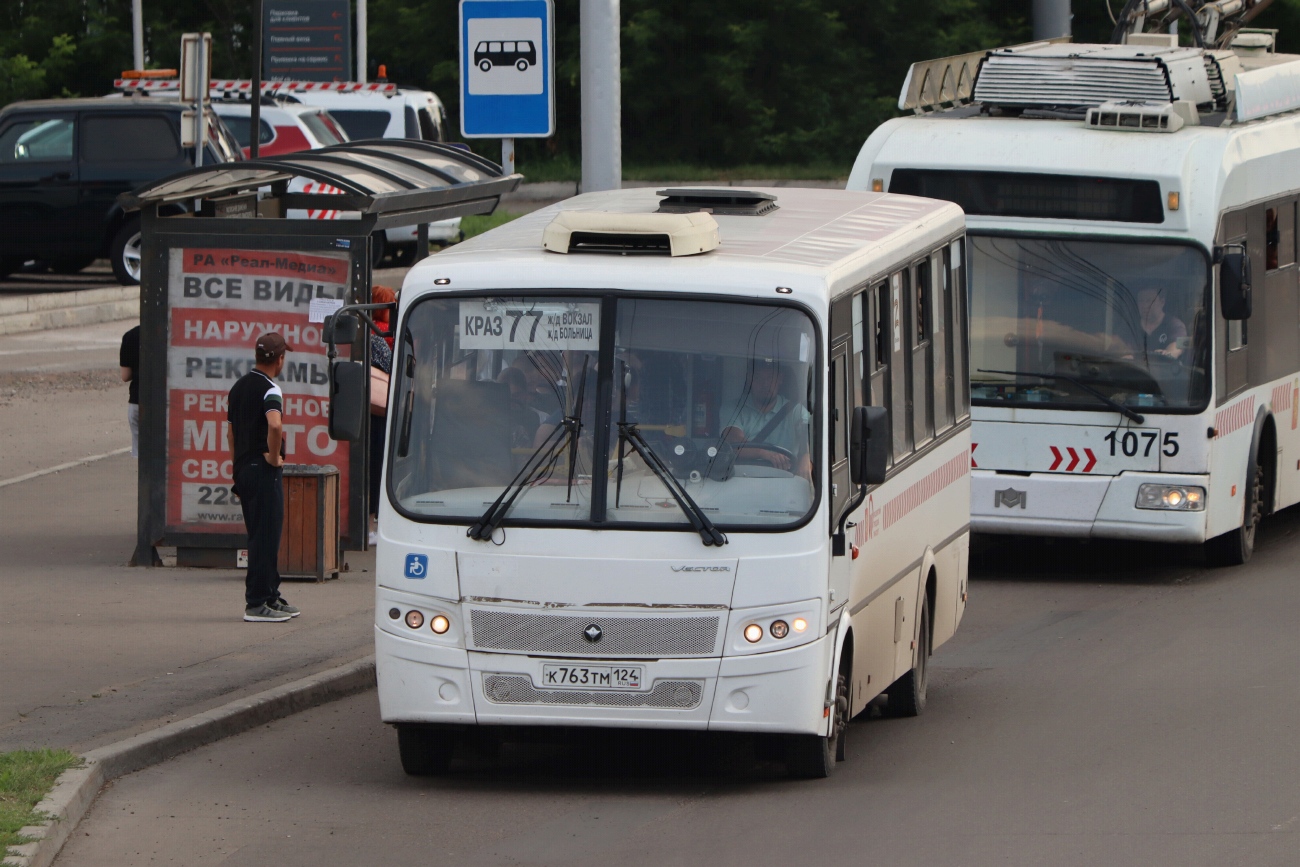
xmin=459 ymin=0 xmax=555 ymax=138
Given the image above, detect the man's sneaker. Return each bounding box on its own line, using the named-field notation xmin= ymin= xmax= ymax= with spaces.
xmin=269 ymin=599 xmax=301 ymax=618
xmin=244 ymin=603 xmax=292 ymax=622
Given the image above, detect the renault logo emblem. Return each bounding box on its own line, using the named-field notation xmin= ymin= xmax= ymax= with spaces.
xmin=583 ymin=624 xmax=603 ymax=642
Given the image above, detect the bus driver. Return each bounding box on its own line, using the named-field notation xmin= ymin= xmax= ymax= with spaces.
xmin=721 ymin=359 xmax=813 ymax=480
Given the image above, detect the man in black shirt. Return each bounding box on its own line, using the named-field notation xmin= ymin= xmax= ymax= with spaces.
xmin=228 ymin=332 xmax=300 ymax=623
xmin=119 ymin=325 xmax=140 ymax=457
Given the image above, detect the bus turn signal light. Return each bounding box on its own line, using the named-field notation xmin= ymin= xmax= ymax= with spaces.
xmin=792 ymin=617 xmax=808 ymax=633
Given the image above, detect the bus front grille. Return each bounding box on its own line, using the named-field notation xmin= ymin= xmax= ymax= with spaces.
xmin=468 ymin=609 xmax=721 ymax=657
xmin=482 ymin=675 xmax=703 ymax=709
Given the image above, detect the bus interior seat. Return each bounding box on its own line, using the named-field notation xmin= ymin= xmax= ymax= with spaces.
xmin=430 ymin=379 xmax=514 ymax=489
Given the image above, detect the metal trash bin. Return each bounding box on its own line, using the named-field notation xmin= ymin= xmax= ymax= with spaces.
xmin=279 ymin=464 xmax=340 ymax=581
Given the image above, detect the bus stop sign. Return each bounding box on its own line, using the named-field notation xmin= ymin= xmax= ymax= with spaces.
xmin=459 ymin=0 xmax=555 ymax=138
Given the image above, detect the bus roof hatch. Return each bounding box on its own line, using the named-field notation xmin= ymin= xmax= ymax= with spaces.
xmin=542 ymin=211 xmax=720 ymax=257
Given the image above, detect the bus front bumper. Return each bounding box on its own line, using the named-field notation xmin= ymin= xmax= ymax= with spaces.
xmin=971 ymin=469 xmax=1210 ymax=543
xmin=376 ymin=626 xmax=833 ymax=736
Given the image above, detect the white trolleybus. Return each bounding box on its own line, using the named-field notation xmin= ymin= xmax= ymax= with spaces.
xmin=326 ymin=186 xmax=972 ymax=777
xmin=849 ymin=11 xmax=1300 ymax=565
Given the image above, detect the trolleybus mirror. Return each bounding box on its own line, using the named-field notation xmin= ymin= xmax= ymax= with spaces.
xmin=1219 ymin=245 xmax=1252 ymax=320
xmin=851 ymin=406 xmax=889 ymax=486
xmin=328 ymin=359 xmax=367 ymax=441
xmin=323 ymin=312 xmax=359 ymax=345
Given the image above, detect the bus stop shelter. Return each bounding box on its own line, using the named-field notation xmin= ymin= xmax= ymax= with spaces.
xmin=123 ymin=140 xmax=520 ymax=567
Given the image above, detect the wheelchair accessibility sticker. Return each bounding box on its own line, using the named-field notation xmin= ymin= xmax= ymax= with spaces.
xmin=404 ymin=554 xmax=428 ymax=579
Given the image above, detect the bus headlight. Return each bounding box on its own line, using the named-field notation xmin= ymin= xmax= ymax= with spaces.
xmin=1136 ymin=484 xmax=1205 ymax=511
xmin=727 ymin=601 xmax=822 ymax=655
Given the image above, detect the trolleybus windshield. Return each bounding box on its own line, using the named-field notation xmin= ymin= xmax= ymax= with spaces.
xmin=968 ymin=236 xmax=1210 ymax=411
xmin=388 ymin=295 xmax=818 ymax=530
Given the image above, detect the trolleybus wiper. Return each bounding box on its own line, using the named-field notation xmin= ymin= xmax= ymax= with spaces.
xmin=977 ymin=368 xmax=1146 ymax=425
xmin=467 ymin=358 xmax=589 ymax=541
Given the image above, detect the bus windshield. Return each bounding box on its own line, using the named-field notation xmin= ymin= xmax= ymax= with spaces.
xmin=969 ymin=236 xmax=1210 ymax=411
xmin=388 ymin=295 xmax=818 ymax=530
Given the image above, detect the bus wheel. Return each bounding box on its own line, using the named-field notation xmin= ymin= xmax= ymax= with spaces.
xmin=888 ymin=593 xmax=930 ymax=717
xmin=396 ymin=724 xmax=456 ymax=776
xmin=785 ymin=671 xmax=849 ymax=779
xmin=1205 ymin=450 xmax=1265 ymax=567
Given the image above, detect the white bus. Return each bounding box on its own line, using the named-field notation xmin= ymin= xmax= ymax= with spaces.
xmin=330 ymin=186 xmax=972 ymax=777
xmin=849 ymin=28 xmax=1300 ymax=565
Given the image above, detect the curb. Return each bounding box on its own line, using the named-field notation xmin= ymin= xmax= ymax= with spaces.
xmin=2 ymin=656 xmax=376 ymax=867
xmin=0 ymin=287 xmax=140 ymax=336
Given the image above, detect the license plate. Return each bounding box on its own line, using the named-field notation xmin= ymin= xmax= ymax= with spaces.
xmin=541 ymin=664 xmax=643 ymax=691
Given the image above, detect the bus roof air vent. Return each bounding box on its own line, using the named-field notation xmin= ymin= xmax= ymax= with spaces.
xmin=656 ymin=188 xmax=779 ymax=216
xmin=542 ymin=211 xmax=720 ymax=257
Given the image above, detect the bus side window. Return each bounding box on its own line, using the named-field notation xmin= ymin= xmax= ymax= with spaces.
xmin=891 ymin=270 xmax=913 ymax=459
xmin=950 ymin=238 xmax=969 ymax=419
xmin=932 ymin=248 xmax=953 ymax=432
xmin=870 ymin=281 xmax=893 ymax=465
xmin=913 ymin=258 xmax=934 ymax=446
xmin=1269 ymin=202 xmax=1296 ymax=269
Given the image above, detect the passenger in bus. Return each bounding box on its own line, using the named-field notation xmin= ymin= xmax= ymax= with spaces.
xmin=721 ymin=359 xmax=812 ymax=480
xmin=1136 ymin=286 xmax=1187 ymax=360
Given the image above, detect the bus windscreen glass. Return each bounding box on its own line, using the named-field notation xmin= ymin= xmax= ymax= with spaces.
xmin=388 ymin=296 xmax=817 ymax=529
xmin=968 ymin=237 xmax=1210 ymax=411
xmin=890 ymin=170 xmax=1165 ymax=224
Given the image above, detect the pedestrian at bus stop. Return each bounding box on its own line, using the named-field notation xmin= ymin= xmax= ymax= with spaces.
xmin=119 ymin=325 xmax=140 ymax=456
xmin=228 ymin=332 xmax=301 ymax=623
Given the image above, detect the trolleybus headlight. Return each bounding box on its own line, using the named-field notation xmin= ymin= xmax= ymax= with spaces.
xmin=743 ymin=623 xmax=764 ymax=643
xmin=405 ymin=610 xmax=424 ymax=629
xmin=792 ymin=617 xmax=808 ymax=634
xmin=770 ymin=620 xmax=790 ymax=639
xmin=1136 ymin=484 xmax=1206 ymax=511
xmin=430 ymin=614 xmax=450 ymax=635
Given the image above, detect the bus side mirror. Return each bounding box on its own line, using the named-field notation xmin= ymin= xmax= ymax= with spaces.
xmin=323 ymin=312 xmax=359 ymax=345
xmin=328 ymin=360 xmax=367 ymax=442
xmin=1218 ymin=245 xmax=1252 ymax=320
xmin=850 ymin=406 xmax=889 ymax=486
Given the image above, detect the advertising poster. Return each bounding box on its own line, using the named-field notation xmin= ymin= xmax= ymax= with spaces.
xmin=165 ymin=247 xmax=353 ymax=534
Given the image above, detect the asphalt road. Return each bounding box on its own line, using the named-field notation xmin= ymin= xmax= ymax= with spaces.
xmin=53 ymin=513 xmax=1300 ymax=866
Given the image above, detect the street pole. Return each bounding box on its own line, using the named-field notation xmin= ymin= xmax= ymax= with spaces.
xmin=357 ymin=0 xmax=368 ymax=83
xmin=579 ymin=0 xmax=621 ymax=193
xmin=132 ymin=0 xmax=145 ymax=70
xmin=1032 ymin=0 xmax=1072 ymax=40
xmin=251 ymin=0 xmax=263 ymax=159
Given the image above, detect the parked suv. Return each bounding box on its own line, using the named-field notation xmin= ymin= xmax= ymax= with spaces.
xmin=0 ymin=97 xmax=241 ymax=284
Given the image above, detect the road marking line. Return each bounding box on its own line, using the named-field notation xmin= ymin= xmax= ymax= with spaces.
xmin=0 ymin=447 xmax=131 ymax=489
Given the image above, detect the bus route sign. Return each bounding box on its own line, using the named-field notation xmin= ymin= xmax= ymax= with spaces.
xmin=458 ymin=0 xmax=555 ymax=138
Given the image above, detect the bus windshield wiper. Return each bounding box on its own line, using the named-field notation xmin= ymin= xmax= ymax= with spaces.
xmin=614 ymin=363 xmax=726 ymax=547
xmin=977 ymin=368 xmax=1145 ymax=425
xmin=467 ymin=358 xmax=589 ymax=541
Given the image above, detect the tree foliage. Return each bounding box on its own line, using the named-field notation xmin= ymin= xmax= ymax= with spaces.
xmin=4 ymin=0 xmax=1300 ymax=167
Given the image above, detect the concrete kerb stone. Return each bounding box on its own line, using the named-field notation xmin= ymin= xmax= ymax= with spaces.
xmin=1 ymin=656 xmax=377 ymax=867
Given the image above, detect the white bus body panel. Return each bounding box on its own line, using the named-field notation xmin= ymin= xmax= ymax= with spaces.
xmin=373 ymin=187 xmax=970 ymax=737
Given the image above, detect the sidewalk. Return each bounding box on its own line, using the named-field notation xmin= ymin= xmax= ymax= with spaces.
xmin=0 ymin=323 xmax=375 ymax=754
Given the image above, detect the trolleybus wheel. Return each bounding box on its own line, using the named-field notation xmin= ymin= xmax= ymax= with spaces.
xmin=887 ymin=592 xmax=929 ymax=717
xmin=786 ymin=670 xmax=849 ymax=779
xmin=396 ymin=724 xmax=456 ymax=776
xmin=1205 ymin=449 xmax=1265 ymax=567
